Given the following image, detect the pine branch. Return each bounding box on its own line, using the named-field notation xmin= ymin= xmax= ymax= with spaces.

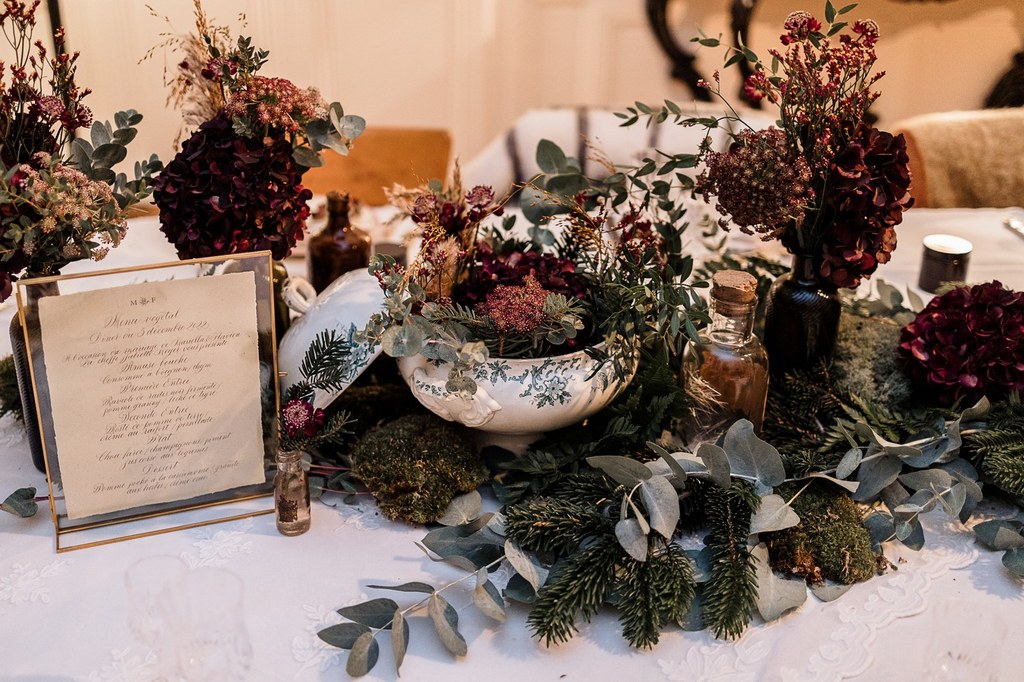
xmin=299 ymin=329 xmax=351 ymax=388
xmin=966 ymin=396 xmax=1024 ymax=497
xmin=505 ymin=497 xmax=614 ymax=555
xmin=616 ymin=540 xmax=696 ymax=648
xmin=527 ymin=536 xmax=621 ymax=646
xmin=702 ymin=480 xmax=760 ymax=640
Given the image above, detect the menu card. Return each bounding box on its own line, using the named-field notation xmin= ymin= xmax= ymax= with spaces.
xmin=37 ymin=271 xmax=266 ymax=520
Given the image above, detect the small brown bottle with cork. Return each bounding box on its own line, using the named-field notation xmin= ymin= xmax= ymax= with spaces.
xmin=682 ymin=270 xmax=769 ymax=440
xmin=306 ymin=191 xmax=371 ymax=293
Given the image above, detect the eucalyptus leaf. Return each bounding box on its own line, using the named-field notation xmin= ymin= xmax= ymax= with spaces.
xmin=474 ymin=569 xmax=507 ymax=622
xmin=939 ymin=483 xmax=967 ymax=518
xmin=805 ymin=472 xmax=860 ymax=494
xmin=973 ymin=520 xmax=1024 ymax=551
xmin=91 ymin=143 xmax=127 ymax=169
xmin=853 ymin=454 xmax=903 ymax=502
xmin=1 ymin=487 xmax=38 ymax=517
xmin=810 ymin=582 xmax=853 ymax=603
xmin=854 ymin=423 xmax=926 ymax=464
xmin=586 ymin=455 xmax=652 ymax=486
xmin=338 ymin=598 xmax=400 ymax=629
xmin=695 ymin=442 xmax=731 ymax=489
xmin=615 ymin=518 xmax=648 ymax=562
xmin=318 ymin=622 xmax=370 ymax=649
xmin=346 ymin=631 xmax=379 ymax=677
xmin=722 ymin=420 xmax=785 ymax=487
xmin=291 ymin=145 xmax=322 ymax=168
xmin=365 ymin=582 xmax=435 ymax=594
xmin=639 ymin=476 xmax=680 ymax=539
xmin=536 ymin=138 xmax=567 ymax=174
xmin=863 ymin=511 xmax=895 ymax=551
xmin=503 ymin=573 xmax=537 ymax=604
xmin=949 ymin=471 xmax=983 ymax=503
xmin=649 ymin=441 xmax=689 ymax=484
xmin=748 ymin=494 xmax=801 ymax=535
xmin=898 ymin=469 xmax=953 ymax=491
xmin=435 ymin=490 xmax=482 ymax=526
xmin=504 ymin=540 xmax=550 ymax=590
xmin=428 ymin=594 xmax=468 ymax=656
xmin=1002 ymin=548 xmax=1024 ymax=577
xmin=626 ymin=494 xmax=651 ymax=535
xmin=835 ymin=447 xmax=862 ymax=480
xmin=752 ymin=543 xmax=806 ymax=622
xmin=392 ymin=609 xmax=409 ymax=674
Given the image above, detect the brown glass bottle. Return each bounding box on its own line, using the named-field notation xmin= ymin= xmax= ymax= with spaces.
xmin=306 ymin=191 xmax=371 ymax=293
xmin=683 ymin=270 xmax=769 ymax=440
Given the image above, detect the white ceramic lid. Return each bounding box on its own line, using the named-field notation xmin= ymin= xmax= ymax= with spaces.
xmin=277 ymin=269 xmax=385 ymax=409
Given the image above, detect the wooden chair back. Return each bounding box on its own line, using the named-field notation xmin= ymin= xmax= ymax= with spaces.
xmin=301 ymin=127 xmax=452 ymax=205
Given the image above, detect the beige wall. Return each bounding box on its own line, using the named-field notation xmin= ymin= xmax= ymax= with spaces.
xmin=51 ymin=0 xmax=1024 ymax=170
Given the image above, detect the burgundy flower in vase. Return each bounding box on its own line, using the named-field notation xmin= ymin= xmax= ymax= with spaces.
xmin=152 ymin=113 xmax=312 ymax=260
xmin=898 ymin=281 xmax=1024 ymax=405
xmin=817 ymin=125 xmax=913 ymax=289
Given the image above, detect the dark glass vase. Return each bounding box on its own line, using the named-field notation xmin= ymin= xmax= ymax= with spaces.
xmin=763 ymin=253 xmax=841 ymax=376
xmin=10 ymin=281 xmax=59 ymax=473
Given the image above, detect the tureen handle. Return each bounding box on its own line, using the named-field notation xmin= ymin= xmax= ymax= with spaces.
xmin=409 ymin=368 xmax=501 ymax=428
xmin=281 ymin=276 xmax=318 ymax=315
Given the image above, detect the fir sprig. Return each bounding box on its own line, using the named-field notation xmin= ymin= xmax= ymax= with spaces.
xmin=966 ymin=394 xmax=1024 ymax=498
xmin=702 ymin=480 xmax=760 ymax=640
xmin=617 ymin=540 xmax=696 ymax=648
xmin=526 ymin=536 xmax=622 ymax=646
xmin=505 ymin=496 xmax=614 ymax=555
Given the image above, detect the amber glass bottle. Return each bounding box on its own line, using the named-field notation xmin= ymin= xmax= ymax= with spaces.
xmin=306 ymin=191 xmax=371 ymax=293
xmin=683 ymin=270 xmax=769 ymax=439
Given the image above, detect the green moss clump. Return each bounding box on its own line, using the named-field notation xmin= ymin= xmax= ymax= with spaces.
xmin=765 ymin=485 xmax=876 ymax=585
xmin=351 ymin=414 xmax=487 ymax=524
xmin=832 ymin=314 xmax=914 ymax=409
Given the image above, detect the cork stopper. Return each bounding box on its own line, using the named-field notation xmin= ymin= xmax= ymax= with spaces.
xmin=711 ymin=270 xmax=757 ymax=304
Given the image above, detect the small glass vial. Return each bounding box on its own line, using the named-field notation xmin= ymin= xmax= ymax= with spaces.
xmin=306 ymin=191 xmax=371 ymax=293
xmin=683 ymin=270 xmax=769 ymax=440
xmin=274 ymin=449 xmax=311 ymax=536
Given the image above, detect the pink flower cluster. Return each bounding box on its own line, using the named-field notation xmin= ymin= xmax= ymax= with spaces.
xmin=224 ymin=75 xmax=326 ymax=134
xmin=478 ymin=275 xmax=551 ymax=336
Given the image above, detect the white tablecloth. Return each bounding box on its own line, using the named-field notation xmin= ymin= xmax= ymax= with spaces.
xmin=2 ymin=207 xmax=1023 ymax=681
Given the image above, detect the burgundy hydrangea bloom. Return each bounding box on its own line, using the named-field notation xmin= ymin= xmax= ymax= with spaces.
xmin=152 ymin=113 xmax=311 ymax=260
xmin=454 ymin=240 xmax=587 ymax=306
xmin=812 ymin=125 xmax=913 ymax=288
xmin=281 ymin=398 xmax=325 ymax=438
xmin=898 ymin=281 xmax=1024 ymax=406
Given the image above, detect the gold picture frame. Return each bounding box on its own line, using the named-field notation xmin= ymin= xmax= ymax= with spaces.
xmin=15 ymin=251 xmax=280 ymax=552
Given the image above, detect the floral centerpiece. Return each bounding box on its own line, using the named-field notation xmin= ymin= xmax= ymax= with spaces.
xmin=359 ymin=166 xmax=706 ymax=438
xmin=0 ymin=0 xmax=161 ymax=298
xmin=0 ymin=0 xmax=161 ymax=472
xmin=149 ymin=3 xmax=364 ymax=264
xmin=623 ymin=3 xmax=913 ymax=373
